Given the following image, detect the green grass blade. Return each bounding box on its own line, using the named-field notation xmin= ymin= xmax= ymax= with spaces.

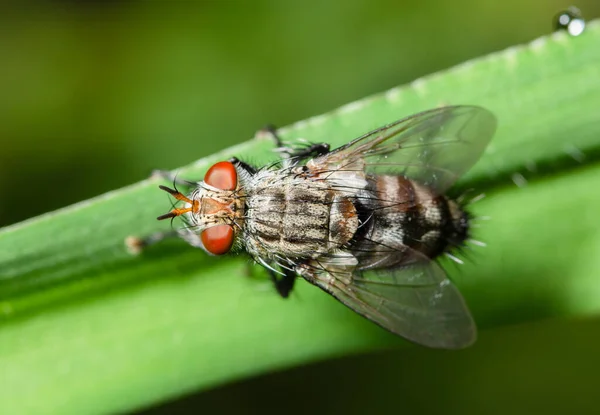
xmin=2 ymin=21 xmax=600 ymax=415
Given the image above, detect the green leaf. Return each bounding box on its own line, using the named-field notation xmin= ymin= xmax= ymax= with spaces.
xmin=2 ymin=21 xmax=600 ymax=414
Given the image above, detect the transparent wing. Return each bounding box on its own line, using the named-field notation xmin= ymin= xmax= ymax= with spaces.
xmin=309 ymin=251 xmax=476 ymax=349
xmin=309 ymin=105 xmax=496 ymax=193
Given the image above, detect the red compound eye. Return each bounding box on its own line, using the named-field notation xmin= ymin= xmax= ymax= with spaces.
xmin=204 ymin=161 xmax=237 ymax=190
xmin=201 ymin=225 xmax=234 ymax=255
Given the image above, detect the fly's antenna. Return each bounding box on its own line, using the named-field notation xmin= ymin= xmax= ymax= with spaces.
xmin=157 ymin=185 xmax=199 ymax=220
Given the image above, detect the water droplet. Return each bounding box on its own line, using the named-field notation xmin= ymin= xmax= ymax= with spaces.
xmin=554 ymin=7 xmax=586 ymax=36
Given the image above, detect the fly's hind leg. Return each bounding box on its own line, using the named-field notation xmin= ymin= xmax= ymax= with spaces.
xmin=267 ymin=268 xmax=297 ymax=298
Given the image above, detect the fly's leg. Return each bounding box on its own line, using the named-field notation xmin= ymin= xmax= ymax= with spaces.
xmin=151 ymin=170 xmax=197 ymax=187
xmin=154 ymin=158 xmax=258 ymax=184
xmin=125 ymin=230 xmax=179 ymax=255
xmin=259 ymin=124 xmax=285 ymax=147
xmin=126 ymin=169 xmax=195 ymax=255
xmin=229 ymin=157 xmax=257 ymax=174
xmin=268 ymin=268 xmax=296 ymax=298
xmin=288 ymin=142 xmax=330 ymax=160
xmin=259 ymin=124 xmax=331 ymax=164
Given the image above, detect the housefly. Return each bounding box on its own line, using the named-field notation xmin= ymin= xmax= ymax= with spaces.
xmin=128 ymin=105 xmax=497 ymax=349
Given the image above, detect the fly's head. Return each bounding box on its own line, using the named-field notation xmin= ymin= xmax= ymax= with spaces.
xmin=157 ymin=161 xmax=246 ymax=256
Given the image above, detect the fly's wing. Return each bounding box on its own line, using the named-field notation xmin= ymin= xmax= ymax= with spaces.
xmin=307 ymin=250 xmax=476 ymax=349
xmin=308 ymin=106 xmax=496 ymax=194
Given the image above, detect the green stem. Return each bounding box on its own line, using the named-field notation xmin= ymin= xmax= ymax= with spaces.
xmin=1 ymin=21 xmax=600 ymax=415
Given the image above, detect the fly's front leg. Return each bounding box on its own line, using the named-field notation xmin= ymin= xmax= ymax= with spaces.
xmin=267 ymin=268 xmax=297 ymax=298
xmin=126 ymin=169 xmax=196 ymax=255
xmin=125 ymin=230 xmax=179 ymax=255
xmin=151 ymin=170 xmax=198 ymax=187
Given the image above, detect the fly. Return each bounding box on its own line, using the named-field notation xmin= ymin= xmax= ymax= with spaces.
xmin=128 ymin=105 xmax=497 ymax=349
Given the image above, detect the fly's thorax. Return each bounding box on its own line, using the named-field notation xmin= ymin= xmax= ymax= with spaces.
xmin=243 ymin=171 xmax=359 ymax=259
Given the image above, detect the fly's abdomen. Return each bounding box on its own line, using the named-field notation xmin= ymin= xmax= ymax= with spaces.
xmin=245 ymin=179 xmax=358 ymax=257
xmin=355 ymin=175 xmax=468 ymax=268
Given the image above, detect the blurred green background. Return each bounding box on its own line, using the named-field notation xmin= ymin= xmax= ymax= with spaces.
xmin=2 ymin=1 xmax=600 ymax=414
